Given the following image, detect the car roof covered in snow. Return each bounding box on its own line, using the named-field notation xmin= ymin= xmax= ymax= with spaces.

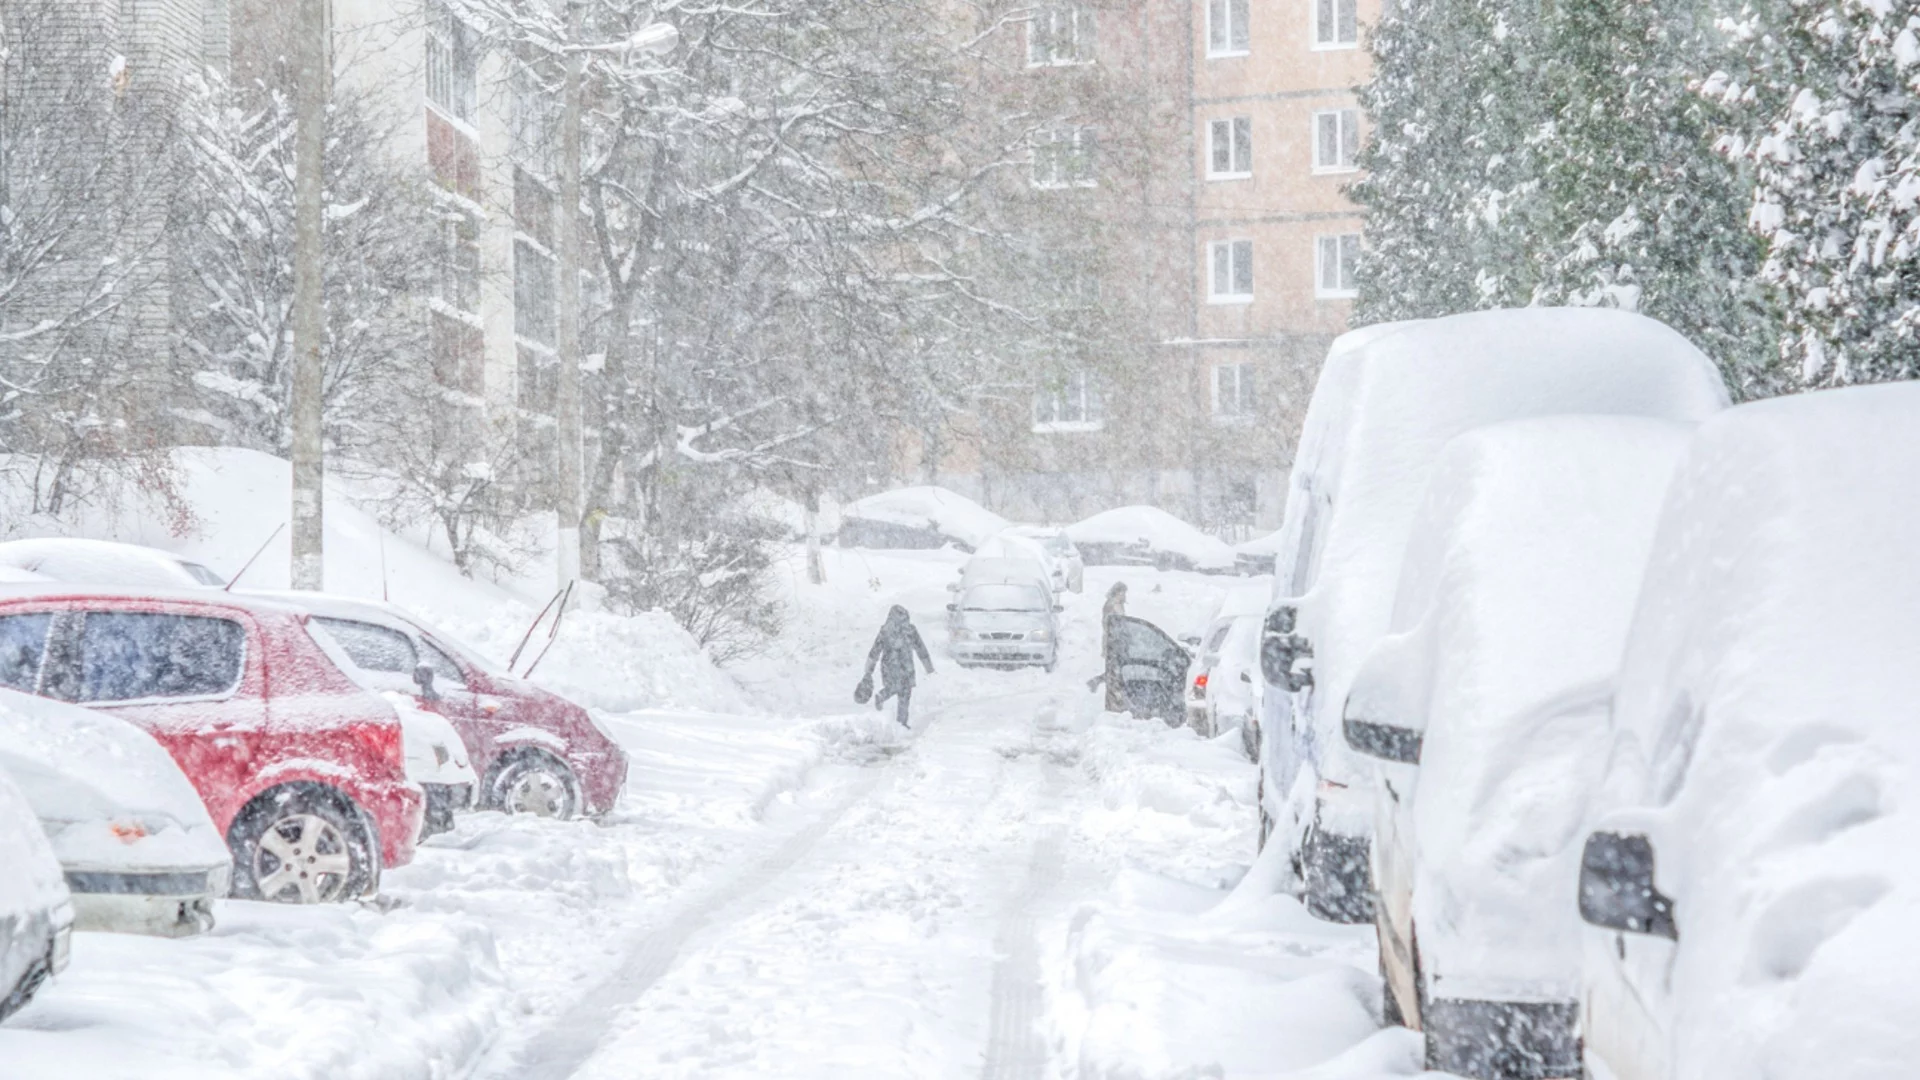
xmin=1345 ymin=415 xmax=1694 ymax=994
xmin=0 ymin=582 xmax=313 ymax=620
xmin=1285 ymin=308 xmax=1729 ymax=786
xmin=840 ymin=486 xmax=1010 ymax=549
xmin=1597 ymin=381 xmax=1920 ymax=1077
xmin=0 ymin=537 xmax=223 ymax=590
xmin=957 ymin=557 xmax=1052 ymax=589
xmin=0 ymin=688 xmax=225 ymax=872
xmin=1065 ymin=506 xmax=1236 ymax=570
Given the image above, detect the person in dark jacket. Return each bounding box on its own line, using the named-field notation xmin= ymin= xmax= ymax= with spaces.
xmin=864 ymin=605 xmax=935 ymax=727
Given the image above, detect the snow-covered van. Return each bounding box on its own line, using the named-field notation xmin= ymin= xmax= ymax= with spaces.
xmin=946 ymin=558 xmax=1060 ymax=670
xmin=1577 ymin=383 xmax=1920 ymax=1080
xmin=0 ymin=765 xmax=70 ymax=1023
xmin=0 ymin=689 xmax=231 ymax=937
xmin=1257 ymin=309 xmax=1728 ymax=923
xmin=1339 ymin=417 xmax=1692 ymax=1077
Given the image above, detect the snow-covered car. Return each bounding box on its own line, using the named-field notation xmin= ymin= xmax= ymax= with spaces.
xmin=1066 ymin=506 xmax=1237 ymax=573
xmin=0 ymin=587 xmax=423 ymax=904
xmin=0 ymin=688 xmax=232 ymax=937
xmin=1577 ymin=383 xmax=1920 ymax=1080
xmin=945 ymin=558 xmax=1060 ymax=670
xmin=0 ymin=765 xmax=71 ymax=1023
xmin=1183 ymin=584 xmax=1268 ymax=741
xmin=1257 ymin=309 xmax=1728 ymax=924
xmin=380 ymin=693 xmax=477 ymax=839
xmin=1232 ymin=528 xmax=1286 ymax=577
xmin=0 ymin=538 xmax=224 ymax=590
xmin=1002 ymin=526 xmax=1085 ymax=593
xmin=836 ymin=486 xmax=1009 ymax=553
xmin=972 ymin=532 xmax=1070 ymax=595
xmin=1339 ymin=417 xmax=1692 ymax=1078
xmin=251 ymin=592 xmax=627 ymax=820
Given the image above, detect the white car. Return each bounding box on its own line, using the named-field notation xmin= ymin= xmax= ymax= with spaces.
xmin=1066 ymin=506 xmax=1237 ymax=573
xmin=0 ymin=538 xmax=225 ymax=589
xmin=1183 ymin=585 xmax=1268 ymax=742
xmin=1578 ymin=383 xmax=1920 ymax=1080
xmin=0 ymin=764 xmax=70 ymax=1022
xmin=1339 ymin=417 xmax=1692 ymax=1078
xmin=837 ymin=486 xmax=1009 ymax=552
xmin=1002 ymin=526 xmax=1085 ymax=593
xmin=946 ymin=558 xmax=1060 ymax=670
xmin=0 ymin=689 xmax=231 ymax=937
xmin=1256 ymin=308 xmax=1729 ymax=923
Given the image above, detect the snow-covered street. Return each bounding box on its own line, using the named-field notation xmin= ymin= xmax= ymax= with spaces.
xmin=0 ymin=548 xmax=1418 ymax=1079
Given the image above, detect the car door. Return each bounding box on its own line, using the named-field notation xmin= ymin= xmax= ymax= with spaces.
xmin=1108 ymin=616 xmax=1191 ymax=723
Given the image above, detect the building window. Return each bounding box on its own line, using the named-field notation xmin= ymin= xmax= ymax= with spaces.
xmin=426 ymin=2 xmax=478 ymax=122
xmin=1028 ymin=6 xmax=1095 ymax=66
xmin=510 ymin=64 xmax=560 ymax=178
xmin=1208 ymin=117 xmax=1253 ymax=179
xmin=435 ymin=205 xmax=480 ymax=314
xmin=1317 ymin=233 xmax=1361 ymax=297
xmin=1209 ymin=239 xmax=1254 ymax=303
xmin=1313 ymin=109 xmax=1361 ymax=172
xmin=515 ymin=239 xmax=557 ymax=347
xmin=1314 ymin=0 xmax=1359 ymax=48
xmin=517 ymin=344 xmax=559 ymax=417
xmin=1208 ymin=0 xmax=1251 ymax=55
xmin=1214 ymin=363 xmax=1256 ymax=419
xmin=1033 ymin=127 xmax=1098 ymax=189
xmin=1033 ymin=371 xmax=1105 ymax=432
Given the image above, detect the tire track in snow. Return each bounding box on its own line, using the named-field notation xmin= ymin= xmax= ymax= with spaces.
xmin=982 ymin=757 xmax=1073 ymax=1080
xmin=478 ymin=753 xmax=901 ymax=1080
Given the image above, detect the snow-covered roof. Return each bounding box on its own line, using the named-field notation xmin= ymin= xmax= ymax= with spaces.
xmin=1289 ymin=307 xmax=1729 ymax=788
xmin=0 ymin=688 xmax=226 ymax=874
xmin=1598 ymin=381 xmax=1920 ymax=1078
xmin=840 ymin=486 xmax=1010 ymax=549
xmin=1065 ymin=506 xmax=1236 ymax=571
xmin=1346 ymin=416 xmax=1694 ymax=996
xmin=0 ymin=537 xmax=222 ymax=590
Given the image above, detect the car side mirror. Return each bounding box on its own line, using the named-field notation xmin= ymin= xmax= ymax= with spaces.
xmin=1180 ymin=634 xmax=1202 ymax=647
xmin=1578 ymin=831 xmax=1677 ymax=939
xmin=1343 ymin=716 xmax=1421 ymax=763
xmin=413 ymin=662 xmax=441 ymax=701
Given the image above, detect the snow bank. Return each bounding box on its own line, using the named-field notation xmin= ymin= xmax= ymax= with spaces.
xmin=1066 ymin=506 xmax=1236 ymax=572
xmin=1595 ymin=382 xmax=1920 ymax=1079
xmin=839 ymin=486 xmax=1009 ymax=550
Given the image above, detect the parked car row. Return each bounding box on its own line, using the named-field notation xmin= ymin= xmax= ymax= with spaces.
xmin=0 ymin=541 xmax=628 ymax=1022
xmin=1248 ymin=309 xmax=1920 ymax=1079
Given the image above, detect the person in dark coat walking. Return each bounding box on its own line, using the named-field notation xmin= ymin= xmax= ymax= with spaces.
xmin=864 ymin=605 xmax=935 ymax=727
xmin=1101 ymin=582 xmax=1129 ymax=713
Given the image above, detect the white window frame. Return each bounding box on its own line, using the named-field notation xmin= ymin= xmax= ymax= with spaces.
xmin=1316 ymin=233 xmax=1361 ymax=298
xmin=1313 ymin=0 xmax=1360 ymax=49
xmin=425 ymin=2 xmax=478 ymax=122
xmin=1032 ymin=371 xmax=1105 ymax=433
xmin=1208 ymin=239 xmax=1255 ymax=304
xmin=1032 ymin=126 xmax=1098 ymax=189
xmin=1207 ymin=116 xmax=1253 ymax=180
xmin=1207 ymin=0 xmax=1251 ymax=57
xmin=1213 ymin=362 xmax=1256 ymax=420
xmin=1312 ymin=108 xmax=1361 ymax=173
xmin=1028 ymin=6 xmax=1096 ymax=67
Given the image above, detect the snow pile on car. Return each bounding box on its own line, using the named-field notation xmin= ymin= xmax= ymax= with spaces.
xmin=838 ymin=485 xmax=1009 ymax=551
xmin=1353 ymin=416 xmax=1692 ymax=998
xmin=0 ymin=689 xmax=227 ymax=873
xmin=1598 ymin=383 xmax=1920 ymax=1079
xmin=1066 ymin=506 xmax=1236 ymax=572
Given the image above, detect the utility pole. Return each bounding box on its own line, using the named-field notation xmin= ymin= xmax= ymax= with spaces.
xmin=554 ymin=0 xmax=587 ymax=592
xmin=290 ymin=0 xmax=329 ymax=591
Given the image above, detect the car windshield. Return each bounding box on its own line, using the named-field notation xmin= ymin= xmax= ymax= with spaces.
xmin=963 ymin=584 xmax=1047 ymax=612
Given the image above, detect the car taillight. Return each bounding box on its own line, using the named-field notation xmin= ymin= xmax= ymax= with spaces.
xmin=1194 ymin=673 xmax=1209 ymax=691
xmin=352 ymin=722 xmax=406 ymax=774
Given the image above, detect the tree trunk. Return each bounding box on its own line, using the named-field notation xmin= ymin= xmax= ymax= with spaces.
xmin=553 ymin=0 xmax=586 ymax=590
xmin=288 ymin=0 xmax=328 ymax=591
xmin=804 ymin=486 xmax=825 ymax=585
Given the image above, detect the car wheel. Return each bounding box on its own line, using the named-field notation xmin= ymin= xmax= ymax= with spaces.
xmin=489 ymin=751 xmax=581 ymax=820
xmin=228 ymin=785 xmax=378 ymax=904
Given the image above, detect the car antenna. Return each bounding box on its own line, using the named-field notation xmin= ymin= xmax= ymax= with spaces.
xmin=225 ymin=523 xmax=286 ymax=592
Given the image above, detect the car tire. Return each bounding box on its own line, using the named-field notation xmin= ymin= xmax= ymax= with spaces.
xmin=228 ymin=784 xmax=379 ymax=904
xmin=488 ymin=750 xmax=582 ymax=820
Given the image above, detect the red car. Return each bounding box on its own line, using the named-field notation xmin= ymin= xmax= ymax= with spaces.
xmin=0 ymin=588 xmax=422 ymax=903
xmin=252 ymin=593 xmax=627 ymax=820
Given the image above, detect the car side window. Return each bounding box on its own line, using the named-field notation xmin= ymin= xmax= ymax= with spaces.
xmin=418 ymin=639 xmax=467 ymax=689
xmin=0 ymin=613 xmax=52 ymax=692
xmin=313 ymin=617 xmax=417 ymax=674
xmin=78 ymin=612 xmax=246 ymax=702
xmin=1115 ymin=617 xmax=1184 ymax=667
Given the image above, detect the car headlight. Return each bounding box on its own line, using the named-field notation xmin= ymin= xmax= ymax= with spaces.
xmin=1029 ymin=629 xmax=1051 ymax=641
xmin=954 ymin=629 xmax=974 ymax=641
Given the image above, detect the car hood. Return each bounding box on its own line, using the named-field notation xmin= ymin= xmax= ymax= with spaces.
xmin=0 ymin=689 xmax=228 ymax=873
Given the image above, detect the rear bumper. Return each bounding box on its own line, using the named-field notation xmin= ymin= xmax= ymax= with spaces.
xmin=1424 ymin=997 xmax=1581 ymax=1080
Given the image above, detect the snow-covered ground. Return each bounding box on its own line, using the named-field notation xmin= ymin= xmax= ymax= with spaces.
xmin=0 ymin=534 xmax=1430 ymax=1079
